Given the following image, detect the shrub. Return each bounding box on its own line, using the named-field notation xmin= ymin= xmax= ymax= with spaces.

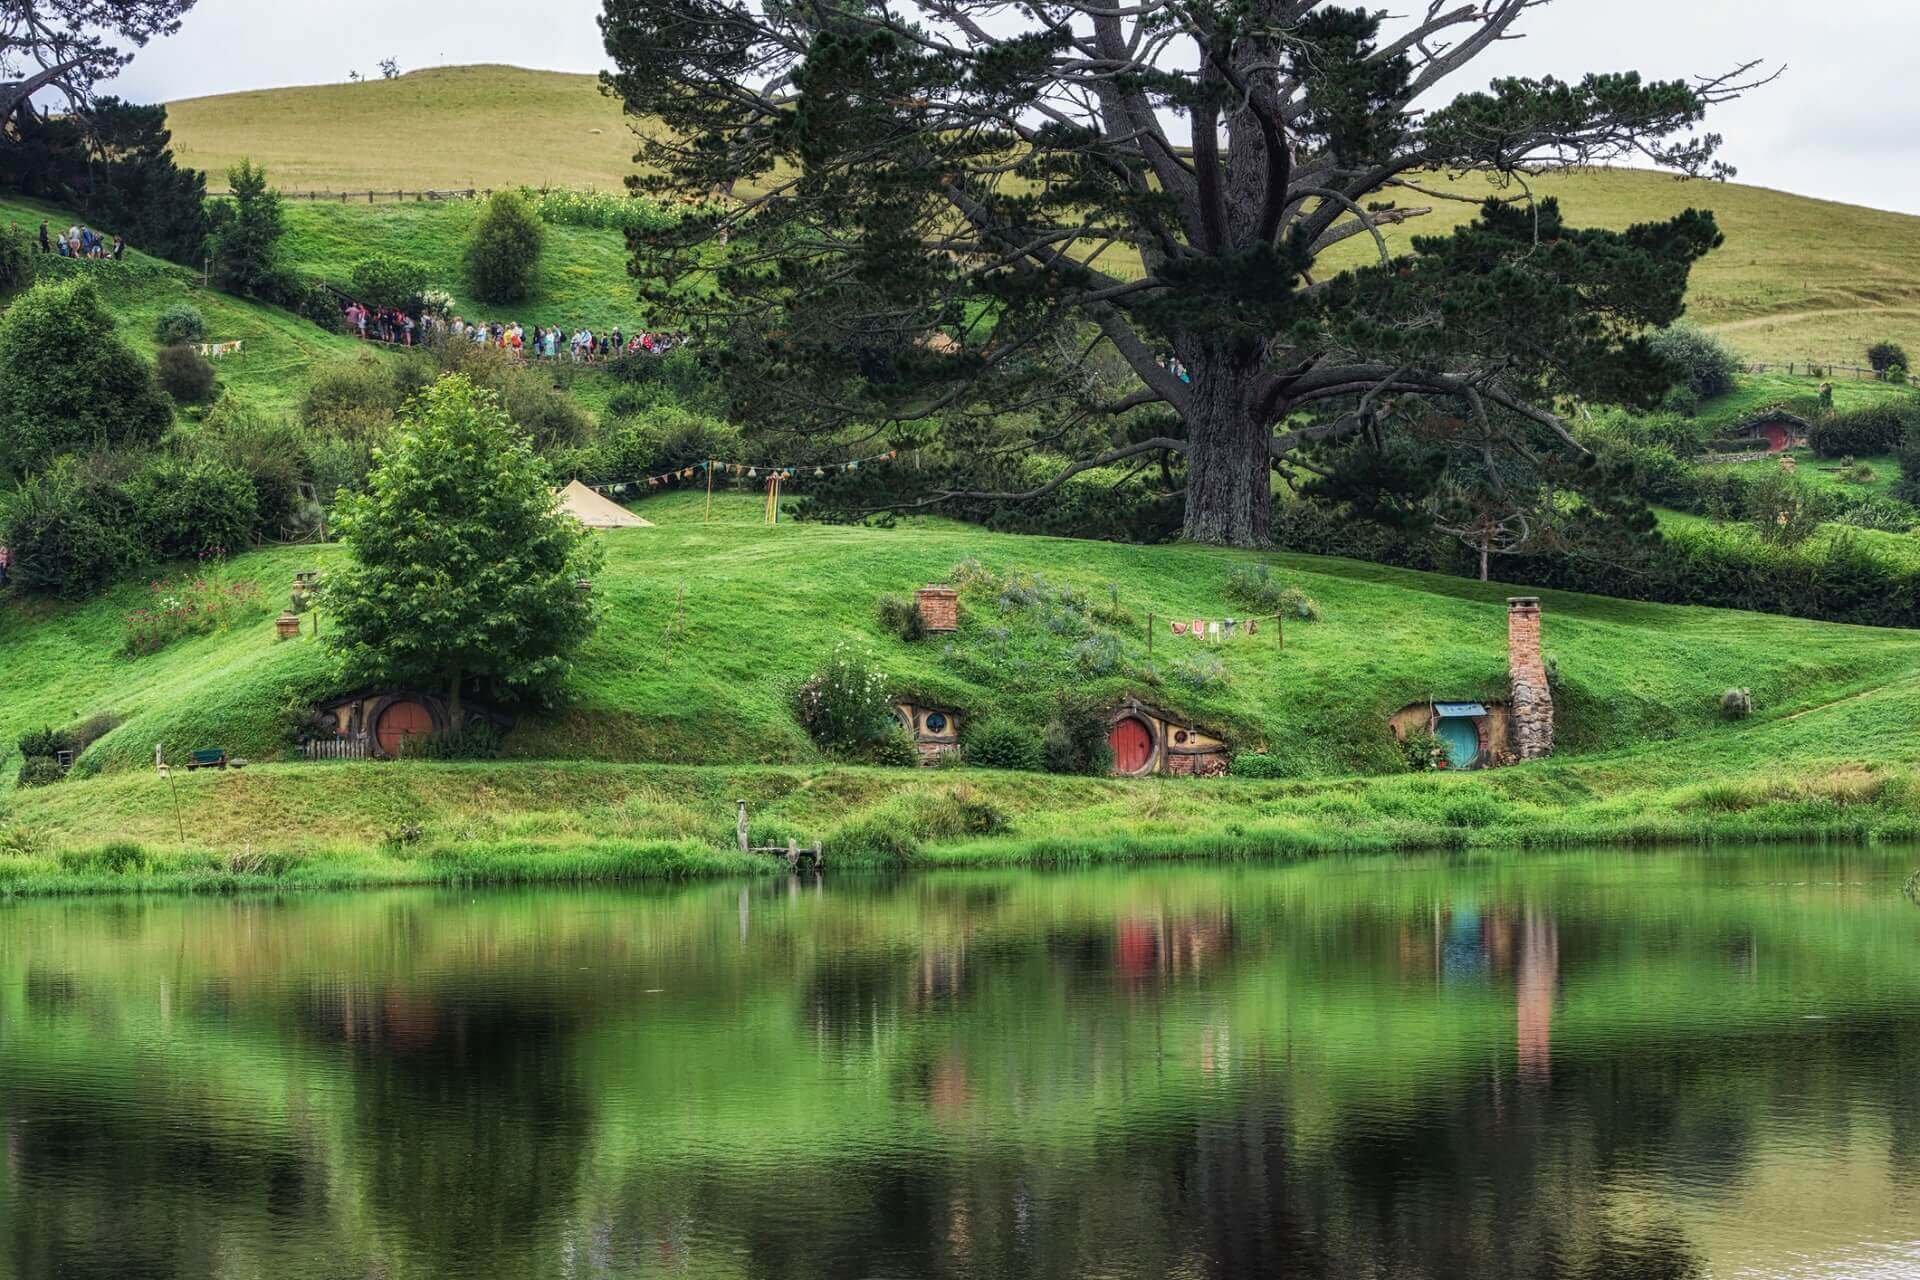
xmin=153 ymin=304 xmax=207 ymax=347
xmin=1895 ymin=428 xmax=1920 ymax=505
xmin=17 ymin=726 xmax=67 ymax=758
xmin=124 ymin=457 xmax=259 ymax=559
xmin=876 ymin=592 xmax=927 ymax=642
xmin=526 ymin=188 xmax=678 ymax=232
xmin=0 ymin=458 xmax=140 ymax=598
xmin=193 ymin=398 xmax=316 ymax=538
xmin=1807 ymin=403 xmax=1918 ymax=458
xmin=1744 ymin=472 xmax=1820 ymax=547
xmin=155 ymin=344 xmax=218 ymax=403
xmin=1231 ymin=752 xmax=1290 ymax=779
xmin=1225 ymin=563 xmax=1284 ymax=611
xmin=398 ymin=721 xmax=504 ymax=760
xmin=1649 ymin=323 xmax=1741 ymax=400
xmin=349 ymin=255 xmax=429 ymax=309
xmin=866 ymin=727 xmax=921 ymax=768
xmin=302 ymin=356 xmax=404 ymax=439
xmin=1042 ymin=695 xmax=1113 ymax=776
xmin=1400 ymin=726 xmax=1447 ymax=772
xmin=293 ymin=279 xmax=348 ymax=332
xmin=793 ymin=644 xmax=896 ymax=757
xmin=1070 ymin=632 xmax=1123 ymax=675
xmin=1276 ymin=586 xmax=1321 ymax=621
xmin=1868 ymin=341 xmax=1909 ymax=374
xmin=0 ymin=278 xmax=172 ymax=475
xmin=964 ymin=720 xmax=1045 ymax=771
xmin=15 ymin=758 xmax=65 ymax=789
xmin=464 ymin=189 xmax=544 ymax=304
xmin=0 ymin=221 xmax=35 ymax=297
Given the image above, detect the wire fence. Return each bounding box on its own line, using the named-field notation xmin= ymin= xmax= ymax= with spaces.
xmin=1743 ymin=361 xmax=1902 ymax=382
xmin=206 ymin=187 xmax=494 ymax=204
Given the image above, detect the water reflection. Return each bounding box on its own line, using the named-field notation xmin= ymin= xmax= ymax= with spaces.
xmin=1 ymin=849 xmax=1916 ymax=1278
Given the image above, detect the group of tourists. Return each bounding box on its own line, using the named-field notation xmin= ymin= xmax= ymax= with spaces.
xmin=338 ymin=297 xmax=687 ymax=363
xmin=35 ymin=219 xmax=125 ymax=260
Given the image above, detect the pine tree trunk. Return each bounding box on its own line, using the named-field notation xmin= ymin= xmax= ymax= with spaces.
xmin=1178 ymin=356 xmax=1271 ymax=547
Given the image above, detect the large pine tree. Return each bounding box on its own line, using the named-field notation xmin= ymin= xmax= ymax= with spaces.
xmin=602 ymin=0 xmax=1762 ymax=545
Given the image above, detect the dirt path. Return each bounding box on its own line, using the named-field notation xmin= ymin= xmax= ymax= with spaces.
xmin=1711 ymin=304 xmax=1920 ymax=334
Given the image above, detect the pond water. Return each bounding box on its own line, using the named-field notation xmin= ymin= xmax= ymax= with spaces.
xmin=1 ymin=849 xmax=1917 ymax=1279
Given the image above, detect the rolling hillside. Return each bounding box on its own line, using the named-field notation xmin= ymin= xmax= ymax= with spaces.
xmin=165 ymin=65 xmax=1920 ymax=363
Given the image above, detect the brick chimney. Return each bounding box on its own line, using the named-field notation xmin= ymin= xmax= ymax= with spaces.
xmin=916 ymin=585 xmax=959 ymax=633
xmin=1507 ymin=597 xmax=1553 ymax=760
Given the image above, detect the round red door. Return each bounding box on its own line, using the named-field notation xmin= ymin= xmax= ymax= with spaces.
xmin=376 ymin=700 xmax=434 ymax=756
xmin=1109 ymin=716 xmax=1153 ymax=774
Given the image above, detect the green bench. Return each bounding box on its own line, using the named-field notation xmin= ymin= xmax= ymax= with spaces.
xmin=186 ymin=749 xmax=228 ymax=771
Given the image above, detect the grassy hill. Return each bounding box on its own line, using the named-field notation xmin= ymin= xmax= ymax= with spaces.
xmin=6 ymin=489 xmax=1920 ymax=890
xmin=165 ymin=65 xmax=1920 ymax=363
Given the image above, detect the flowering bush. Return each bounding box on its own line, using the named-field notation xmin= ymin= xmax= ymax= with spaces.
xmin=122 ymin=568 xmax=262 ymax=656
xmin=793 ymin=643 xmax=897 ymax=758
xmin=522 ymin=188 xmax=680 ymax=233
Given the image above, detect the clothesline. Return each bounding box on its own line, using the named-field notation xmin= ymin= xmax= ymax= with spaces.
xmin=587 ymin=449 xmax=901 ymax=494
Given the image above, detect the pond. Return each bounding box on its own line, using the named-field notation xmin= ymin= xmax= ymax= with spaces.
xmin=1 ymin=848 xmax=1916 ymax=1278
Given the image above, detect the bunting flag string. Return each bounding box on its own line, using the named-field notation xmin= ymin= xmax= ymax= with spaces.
xmin=589 ymin=448 xmax=901 ymax=496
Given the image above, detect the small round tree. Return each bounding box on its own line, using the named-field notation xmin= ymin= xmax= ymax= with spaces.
xmin=1868 ymin=341 xmax=1910 ymax=375
xmin=323 ymin=374 xmax=601 ymax=725
xmin=463 ymin=190 xmax=544 ymax=305
xmin=0 ymin=278 xmax=171 ymax=476
xmin=1649 ymin=324 xmax=1742 ymax=400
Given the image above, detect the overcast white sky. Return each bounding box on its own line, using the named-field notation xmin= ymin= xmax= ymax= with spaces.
xmin=108 ymin=0 xmax=1920 ymax=214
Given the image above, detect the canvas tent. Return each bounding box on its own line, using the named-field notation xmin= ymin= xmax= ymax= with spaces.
xmin=557 ymin=480 xmax=653 ymax=529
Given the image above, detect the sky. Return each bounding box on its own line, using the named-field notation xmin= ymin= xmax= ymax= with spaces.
xmin=107 ymin=0 xmax=1920 ymax=215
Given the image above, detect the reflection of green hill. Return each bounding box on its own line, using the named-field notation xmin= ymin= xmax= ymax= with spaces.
xmin=1 ymin=852 xmax=1914 ymax=1276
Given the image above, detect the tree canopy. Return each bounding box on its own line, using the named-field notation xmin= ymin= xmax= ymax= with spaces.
xmin=324 ymin=375 xmax=603 ymax=723
xmin=0 ymin=276 xmax=171 ymax=476
xmin=1 ymin=2 xmax=198 ymax=119
xmin=602 ymin=0 xmax=1762 ymax=545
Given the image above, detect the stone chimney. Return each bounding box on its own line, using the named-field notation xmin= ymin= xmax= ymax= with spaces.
xmin=1507 ymin=597 xmax=1553 ymax=760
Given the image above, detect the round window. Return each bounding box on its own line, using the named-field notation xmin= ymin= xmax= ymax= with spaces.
xmin=925 ymin=712 xmax=948 ymax=734
xmin=1174 ymin=729 xmax=1190 ymax=745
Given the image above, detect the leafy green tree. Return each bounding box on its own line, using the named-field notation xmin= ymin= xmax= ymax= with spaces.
xmin=349 ymin=254 xmax=430 ymax=309
xmin=0 ymin=277 xmax=170 ymax=475
xmin=324 ymin=375 xmax=602 ymax=723
xmin=206 ymin=159 xmax=285 ymax=298
xmin=1868 ymin=341 xmax=1909 ymax=375
xmin=462 ymin=190 xmax=544 ymax=305
xmin=0 ymin=457 xmax=139 ymax=598
xmin=604 ymin=0 xmax=1760 ymax=545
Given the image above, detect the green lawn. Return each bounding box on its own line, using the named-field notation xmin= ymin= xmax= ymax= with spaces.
xmin=7 ymin=489 xmax=1920 ymax=890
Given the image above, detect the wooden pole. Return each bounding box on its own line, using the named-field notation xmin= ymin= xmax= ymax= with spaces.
xmin=1276 ymin=613 xmax=1284 ymax=651
xmin=705 ymin=459 xmax=714 ymax=522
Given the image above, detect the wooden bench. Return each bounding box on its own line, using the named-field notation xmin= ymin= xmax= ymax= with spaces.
xmin=186 ymin=749 xmax=228 ymax=771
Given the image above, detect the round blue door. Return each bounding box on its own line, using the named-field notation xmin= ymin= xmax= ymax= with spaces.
xmin=1435 ymin=716 xmax=1481 ymax=769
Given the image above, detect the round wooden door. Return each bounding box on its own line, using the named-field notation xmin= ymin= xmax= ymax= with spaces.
xmin=1110 ymin=716 xmax=1153 ymax=775
xmin=376 ymin=700 xmax=434 ymax=756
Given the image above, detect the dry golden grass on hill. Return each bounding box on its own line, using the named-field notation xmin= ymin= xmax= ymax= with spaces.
xmin=166 ymin=65 xmax=1920 ymax=362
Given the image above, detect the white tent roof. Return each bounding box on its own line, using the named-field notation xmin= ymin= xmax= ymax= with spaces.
xmin=557 ymin=480 xmax=654 ymax=529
